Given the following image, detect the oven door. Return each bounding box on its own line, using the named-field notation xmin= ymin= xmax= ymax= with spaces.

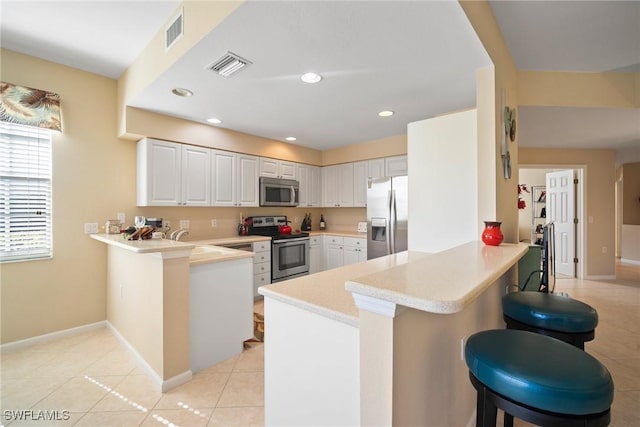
xmin=260 ymin=177 xmax=299 ymax=207
xmin=272 ymin=237 xmax=310 ymax=282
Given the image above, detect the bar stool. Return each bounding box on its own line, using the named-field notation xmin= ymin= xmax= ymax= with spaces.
xmin=465 ymin=329 xmax=614 ymax=427
xmin=502 ymin=291 xmax=598 ymax=349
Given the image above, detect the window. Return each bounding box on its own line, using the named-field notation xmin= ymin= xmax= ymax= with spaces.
xmin=0 ymin=122 xmax=52 ymax=262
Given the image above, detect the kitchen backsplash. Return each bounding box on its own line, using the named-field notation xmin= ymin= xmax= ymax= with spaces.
xmin=135 ymin=206 xmax=366 ymax=240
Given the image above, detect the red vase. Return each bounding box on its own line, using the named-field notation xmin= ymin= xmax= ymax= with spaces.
xmin=482 ymin=221 xmax=504 ymax=246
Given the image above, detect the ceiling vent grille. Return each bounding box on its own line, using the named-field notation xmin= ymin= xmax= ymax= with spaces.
xmin=165 ymin=9 xmax=183 ymax=50
xmin=206 ymin=52 xmax=252 ymax=77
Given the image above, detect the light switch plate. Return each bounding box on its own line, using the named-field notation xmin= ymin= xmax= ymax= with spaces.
xmin=84 ymin=222 xmax=99 ymax=234
xmin=357 ymin=221 xmax=367 ymax=233
xmin=180 ymin=220 xmax=190 ymax=229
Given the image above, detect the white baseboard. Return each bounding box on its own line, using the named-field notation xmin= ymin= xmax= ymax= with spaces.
xmin=620 ymin=258 xmax=640 ymax=266
xmin=105 ymin=322 xmax=192 ymax=392
xmin=0 ymin=321 xmax=106 ymax=352
xmin=585 ymin=275 xmax=616 ymax=280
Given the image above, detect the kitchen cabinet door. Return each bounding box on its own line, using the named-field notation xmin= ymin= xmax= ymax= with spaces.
xmin=309 ymin=236 xmax=322 ymax=274
xmin=337 ymin=163 xmax=354 ymax=207
xmin=385 ymin=155 xmax=408 ymax=177
xmin=237 ymin=154 xmax=259 ymax=207
xmin=181 ymin=145 xmax=211 ymax=206
xmin=298 ymin=164 xmax=321 ymax=207
xmin=353 ymin=161 xmax=368 ymax=207
xmin=324 ymin=243 xmax=344 ymax=270
xmin=211 ymin=150 xmax=236 ymax=206
xmin=368 ymin=158 xmax=385 ymax=179
xmin=344 ymin=237 xmax=367 ymax=265
xmin=322 ymin=165 xmax=339 ymax=207
xmin=322 ymin=164 xmax=354 ymax=207
xmin=137 ymin=138 xmax=181 ymax=206
xmin=259 ymin=158 xmax=297 ymax=180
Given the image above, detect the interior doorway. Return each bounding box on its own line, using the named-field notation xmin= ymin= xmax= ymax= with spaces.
xmin=519 ymin=166 xmax=585 ymax=279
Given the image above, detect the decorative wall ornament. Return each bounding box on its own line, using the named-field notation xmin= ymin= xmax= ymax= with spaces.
xmin=500 ymin=89 xmax=513 ymax=179
xmin=0 ymin=81 xmax=61 ymax=131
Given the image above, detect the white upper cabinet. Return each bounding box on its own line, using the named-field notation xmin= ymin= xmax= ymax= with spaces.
xmin=211 ymin=150 xmax=236 ymax=206
xmin=181 ymin=145 xmax=211 ymax=206
xmin=237 ymin=154 xmax=260 ymax=207
xmin=353 ymin=161 xmax=368 ymax=207
xmin=385 ymin=155 xmax=408 ymax=176
xmin=211 ymin=151 xmax=259 ymax=207
xmin=367 ymin=158 xmax=385 ymax=179
xmin=298 ymin=164 xmax=321 ymax=207
xmin=259 ymin=157 xmax=297 ymax=180
xmin=137 ymin=138 xmax=209 ymax=206
xmin=322 ymin=164 xmax=355 ymax=207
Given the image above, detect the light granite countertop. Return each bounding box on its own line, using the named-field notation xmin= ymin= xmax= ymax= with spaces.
xmin=260 ymin=242 xmax=528 ymax=326
xmin=90 ymin=233 xmax=263 ymax=265
xmin=309 ymin=230 xmax=367 ymax=238
xmin=259 ymin=251 xmax=431 ymax=327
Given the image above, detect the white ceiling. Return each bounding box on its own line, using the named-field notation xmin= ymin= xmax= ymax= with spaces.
xmin=1 ymin=1 xmax=638 ymax=153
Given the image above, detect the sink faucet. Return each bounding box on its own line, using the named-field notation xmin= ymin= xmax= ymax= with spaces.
xmin=170 ymin=228 xmax=189 ymax=241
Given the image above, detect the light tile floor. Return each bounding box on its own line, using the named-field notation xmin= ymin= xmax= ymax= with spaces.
xmin=1 ymin=261 xmax=638 ymax=426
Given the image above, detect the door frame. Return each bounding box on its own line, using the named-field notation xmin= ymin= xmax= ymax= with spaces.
xmin=518 ymin=165 xmax=586 ymax=280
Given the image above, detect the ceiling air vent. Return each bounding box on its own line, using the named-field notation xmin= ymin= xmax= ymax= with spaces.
xmin=206 ymin=52 xmax=252 ymax=77
xmin=165 ymin=8 xmax=183 ymax=50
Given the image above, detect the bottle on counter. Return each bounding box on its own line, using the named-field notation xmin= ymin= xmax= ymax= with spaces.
xmin=319 ymin=214 xmax=326 ymax=230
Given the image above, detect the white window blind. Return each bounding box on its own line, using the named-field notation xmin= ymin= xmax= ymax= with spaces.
xmin=0 ymin=122 xmax=52 ymax=262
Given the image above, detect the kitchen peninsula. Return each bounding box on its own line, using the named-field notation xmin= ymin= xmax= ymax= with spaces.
xmin=259 ymin=241 xmax=528 ymax=426
xmin=90 ymin=234 xmax=266 ymax=392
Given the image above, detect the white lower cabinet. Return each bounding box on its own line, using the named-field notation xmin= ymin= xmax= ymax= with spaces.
xmin=309 ymin=236 xmax=322 ymax=274
xmin=253 ymin=241 xmax=271 ymax=298
xmin=323 ymin=235 xmax=344 ymax=271
xmin=343 ymin=237 xmax=367 ymax=265
xmin=321 ymin=235 xmax=367 ymax=272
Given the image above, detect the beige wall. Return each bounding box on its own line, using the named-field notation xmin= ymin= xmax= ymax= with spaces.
xmin=622 ymin=162 xmax=640 ymax=225
xmin=460 ymin=1 xmax=520 ymax=244
xmin=519 ymin=148 xmax=616 ymax=277
xmin=321 ymin=135 xmax=406 ymax=166
xmin=1 ymin=49 xmax=138 ymax=343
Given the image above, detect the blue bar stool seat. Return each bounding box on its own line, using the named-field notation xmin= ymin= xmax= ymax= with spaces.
xmin=502 ymin=291 xmax=598 ymax=349
xmin=465 ymin=329 xmax=613 ymax=427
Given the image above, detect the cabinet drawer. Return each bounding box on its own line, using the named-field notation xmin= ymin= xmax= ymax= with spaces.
xmin=254 ymin=272 xmax=271 ymax=287
xmin=325 ymin=235 xmax=343 ymax=245
xmin=254 ymin=261 xmax=271 ymax=275
xmin=344 ymin=237 xmax=365 ymax=248
xmin=310 ymin=236 xmax=321 ymax=246
xmin=253 ymin=241 xmax=270 ymax=252
xmin=253 ymin=251 xmax=270 ymax=263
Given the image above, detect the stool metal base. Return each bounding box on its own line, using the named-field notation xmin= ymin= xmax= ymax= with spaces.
xmin=470 ymin=373 xmax=610 ymax=427
xmin=503 ymin=314 xmax=594 ymax=350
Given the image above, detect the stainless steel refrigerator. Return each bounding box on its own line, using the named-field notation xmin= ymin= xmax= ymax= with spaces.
xmin=367 ymin=176 xmax=408 ymax=259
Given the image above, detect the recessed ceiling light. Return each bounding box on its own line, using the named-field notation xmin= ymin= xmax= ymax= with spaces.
xmin=171 ymin=87 xmax=193 ymax=97
xmin=300 ymin=72 xmax=322 ymax=84
xmin=285 ymin=137 xmax=297 ymax=141
xmin=378 ymin=110 xmax=394 ymax=117
xmin=207 ymin=118 xmax=222 ymax=124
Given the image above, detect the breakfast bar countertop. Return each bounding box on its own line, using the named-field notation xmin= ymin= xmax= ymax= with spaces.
xmin=259 ymin=251 xmax=431 ymax=326
xmin=260 ymin=242 xmax=528 ymax=326
xmin=346 ymin=242 xmax=529 ymax=314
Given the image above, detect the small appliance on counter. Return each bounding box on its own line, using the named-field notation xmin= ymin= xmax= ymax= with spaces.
xmin=105 ymin=220 xmax=122 ymax=234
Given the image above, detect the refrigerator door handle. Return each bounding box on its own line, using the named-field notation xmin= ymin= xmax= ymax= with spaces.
xmin=390 ymin=189 xmax=397 ymax=253
xmin=386 ymin=189 xmax=393 ymax=255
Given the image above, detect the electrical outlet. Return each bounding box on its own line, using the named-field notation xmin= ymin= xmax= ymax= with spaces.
xmin=117 ymin=212 xmax=126 ymax=223
xmin=211 ymin=219 xmax=217 ymax=227
xmin=163 ymin=220 xmax=171 ymax=230
xmin=84 ymin=222 xmax=99 ymax=234
xmin=180 ymin=220 xmax=189 ymax=229
xmin=461 ymin=336 xmax=466 ymax=361
xmin=602 ymin=246 xmax=607 ymax=254
xmin=294 ymin=217 xmax=299 ymax=224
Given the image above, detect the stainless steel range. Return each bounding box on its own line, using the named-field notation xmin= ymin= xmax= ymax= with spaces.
xmin=246 ymin=216 xmax=310 ymax=283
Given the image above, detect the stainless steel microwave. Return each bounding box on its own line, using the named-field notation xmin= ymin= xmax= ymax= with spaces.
xmin=259 ymin=177 xmax=299 ymax=207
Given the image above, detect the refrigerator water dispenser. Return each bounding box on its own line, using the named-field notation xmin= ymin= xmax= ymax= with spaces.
xmin=371 ymin=218 xmax=387 ymax=241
